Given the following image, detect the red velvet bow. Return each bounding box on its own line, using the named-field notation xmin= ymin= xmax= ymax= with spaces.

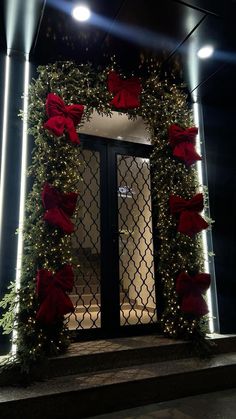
xmin=168 ymin=124 xmax=201 ymax=166
xmin=107 ymin=71 xmax=142 ymax=109
xmin=176 ymin=271 xmax=211 ymax=316
xmin=44 ymin=93 xmax=84 ymax=144
xmin=169 ymin=193 xmax=209 ymax=237
xmin=42 ymin=183 xmax=78 ymax=234
xmin=36 ymin=265 xmax=74 ymax=325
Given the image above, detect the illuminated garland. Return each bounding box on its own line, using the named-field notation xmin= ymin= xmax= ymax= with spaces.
xmin=0 ymin=60 xmax=210 ymax=370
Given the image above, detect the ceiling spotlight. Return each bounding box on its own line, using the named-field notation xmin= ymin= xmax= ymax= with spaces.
xmin=72 ymin=4 xmax=91 ymax=22
xmin=197 ymin=45 xmax=214 ymax=59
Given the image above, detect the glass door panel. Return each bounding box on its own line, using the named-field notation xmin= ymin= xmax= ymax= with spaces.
xmin=66 ymin=148 xmax=101 ymax=330
xmin=117 ymin=155 xmax=157 ymax=326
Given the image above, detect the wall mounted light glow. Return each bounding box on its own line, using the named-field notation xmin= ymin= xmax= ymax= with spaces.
xmin=72 ymin=4 xmax=91 ymax=21
xmin=12 ymin=57 xmax=30 ymax=355
xmin=193 ymin=99 xmax=219 ymax=334
xmin=197 ymin=45 xmax=214 ymax=59
xmin=0 ymin=54 xmax=11 ymax=254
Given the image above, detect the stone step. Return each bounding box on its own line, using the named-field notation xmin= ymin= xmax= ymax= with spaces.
xmin=76 ymin=270 xmax=100 ymax=277
xmin=45 ymin=334 xmax=236 ymax=378
xmin=75 ymin=272 xmax=100 ymax=280
xmin=74 ymin=276 xmax=100 ymax=285
xmin=1 ymin=351 xmax=236 ymax=418
xmin=73 ymin=284 xmax=100 ymax=293
xmin=1 ymin=334 xmax=236 ymax=385
xmin=71 ymin=294 xmax=100 ymax=305
xmin=74 ymin=247 xmax=93 ymax=255
xmin=73 ymin=302 xmax=132 ymax=313
xmin=75 ymin=304 xmax=101 ymax=313
xmin=70 ymin=293 xmax=127 ymax=306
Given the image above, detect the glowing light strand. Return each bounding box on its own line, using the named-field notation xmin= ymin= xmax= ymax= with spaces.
xmin=0 ymin=54 xmax=11 ymax=254
xmin=193 ymin=100 xmax=219 ymax=333
xmin=12 ymin=58 xmax=30 ymax=354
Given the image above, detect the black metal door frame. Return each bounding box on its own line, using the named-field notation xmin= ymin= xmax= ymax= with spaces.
xmin=72 ymin=134 xmax=160 ymax=341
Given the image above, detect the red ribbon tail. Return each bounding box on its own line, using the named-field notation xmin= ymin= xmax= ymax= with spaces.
xmin=44 ymin=207 xmax=75 ymax=234
xmin=59 ymin=293 xmax=75 ymax=316
xmin=36 ymin=289 xmax=74 ymax=325
xmin=36 ymin=293 xmax=57 ymax=325
xmin=44 ymin=116 xmax=65 ymax=137
xmin=181 ymin=293 xmax=209 ymax=316
xmin=111 ymin=90 xmax=140 ymax=109
xmin=65 ymin=118 xmax=80 ymax=144
xmin=110 ymin=91 xmax=123 ymax=108
xmin=173 ymin=143 xmax=201 ymax=166
xmin=178 ymin=211 xmax=209 ymax=237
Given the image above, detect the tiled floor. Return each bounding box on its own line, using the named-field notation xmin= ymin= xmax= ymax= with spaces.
xmin=89 ymin=388 xmax=236 ymax=418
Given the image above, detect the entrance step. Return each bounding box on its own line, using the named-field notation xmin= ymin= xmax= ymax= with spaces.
xmin=70 ymin=292 xmax=127 ymax=306
xmin=1 ymin=334 xmax=236 ymax=381
xmin=73 ymin=302 xmax=132 ymax=313
xmin=1 ymin=341 xmax=236 ymax=418
xmin=73 ymin=284 xmax=100 ymax=294
xmin=38 ymin=334 xmax=236 ymax=379
xmin=74 ymin=277 xmax=100 ymax=287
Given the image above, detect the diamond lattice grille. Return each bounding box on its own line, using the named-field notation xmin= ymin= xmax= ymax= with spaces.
xmin=117 ymin=155 xmax=157 ymax=326
xmin=67 ymin=149 xmax=101 ymax=330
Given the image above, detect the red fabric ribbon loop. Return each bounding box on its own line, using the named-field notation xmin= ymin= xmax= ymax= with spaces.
xmin=43 ymin=93 xmax=84 ymax=144
xmin=36 ymin=265 xmax=74 ymax=325
xmin=176 ymin=271 xmax=211 ymax=316
xmin=42 ymin=183 xmax=78 ymax=234
xmin=168 ymin=124 xmax=201 ymax=166
xmin=169 ymin=193 xmax=209 ymax=237
xmin=107 ymin=71 xmax=142 ymax=109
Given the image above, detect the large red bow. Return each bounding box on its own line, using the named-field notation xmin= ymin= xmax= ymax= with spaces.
xmin=36 ymin=265 xmax=74 ymax=325
xmin=176 ymin=271 xmax=211 ymax=316
xmin=168 ymin=124 xmax=201 ymax=166
xmin=169 ymin=193 xmax=209 ymax=237
xmin=44 ymin=93 xmax=84 ymax=144
xmin=107 ymin=71 xmax=142 ymax=109
xmin=42 ymin=183 xmax=78 ymax=234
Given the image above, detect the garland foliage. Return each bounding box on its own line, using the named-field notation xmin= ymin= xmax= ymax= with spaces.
xmin=0 ymin=60 xmax=209 ymax=370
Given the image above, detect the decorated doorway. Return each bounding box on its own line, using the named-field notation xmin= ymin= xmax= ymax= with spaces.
xmin=67 ymin=136 xmax=157 ymax=338
xmin=0 ymin=61 xmax=215 ymax=369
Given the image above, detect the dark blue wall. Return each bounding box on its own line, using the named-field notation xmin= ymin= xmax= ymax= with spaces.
xmin=204 ymin=104 xmax=236 ymax=334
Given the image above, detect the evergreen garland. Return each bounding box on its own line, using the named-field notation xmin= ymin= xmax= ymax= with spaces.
xmin=0 ymin=61 xmax=210 ymax=371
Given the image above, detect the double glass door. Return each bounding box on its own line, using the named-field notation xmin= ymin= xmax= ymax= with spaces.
xmin=66 ymin=135 xmax=157 ymax=338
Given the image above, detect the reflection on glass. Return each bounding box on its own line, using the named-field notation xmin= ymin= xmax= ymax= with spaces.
xmin=117 ymin=155 xmax=157 ymax=326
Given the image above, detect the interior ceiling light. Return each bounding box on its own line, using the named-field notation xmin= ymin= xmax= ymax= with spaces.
xmin=197 ymin=45 xmax=214 ymax=59
xmin=72 ymin=4 xmax=91 ymax=21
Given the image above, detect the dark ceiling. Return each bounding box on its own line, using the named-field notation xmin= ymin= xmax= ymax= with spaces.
xmin=1 ymin=0 xmax=236 ymax=105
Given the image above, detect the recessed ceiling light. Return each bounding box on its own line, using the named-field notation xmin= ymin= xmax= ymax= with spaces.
xmin=72 ymin=4 xmax=91 ymax=22
xmin=197 ymin=45 xmax=214 ymax=59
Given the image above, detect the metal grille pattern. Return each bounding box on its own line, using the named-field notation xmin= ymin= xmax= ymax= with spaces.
xmin=117 ymin=155 xmax=157 ymax=326
xmin=67 ymin=149 xmax=101 ymax=330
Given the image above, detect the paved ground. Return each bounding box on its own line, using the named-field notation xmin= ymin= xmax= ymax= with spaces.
xmin=90 ymin=388 xmax=236 ymax=418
